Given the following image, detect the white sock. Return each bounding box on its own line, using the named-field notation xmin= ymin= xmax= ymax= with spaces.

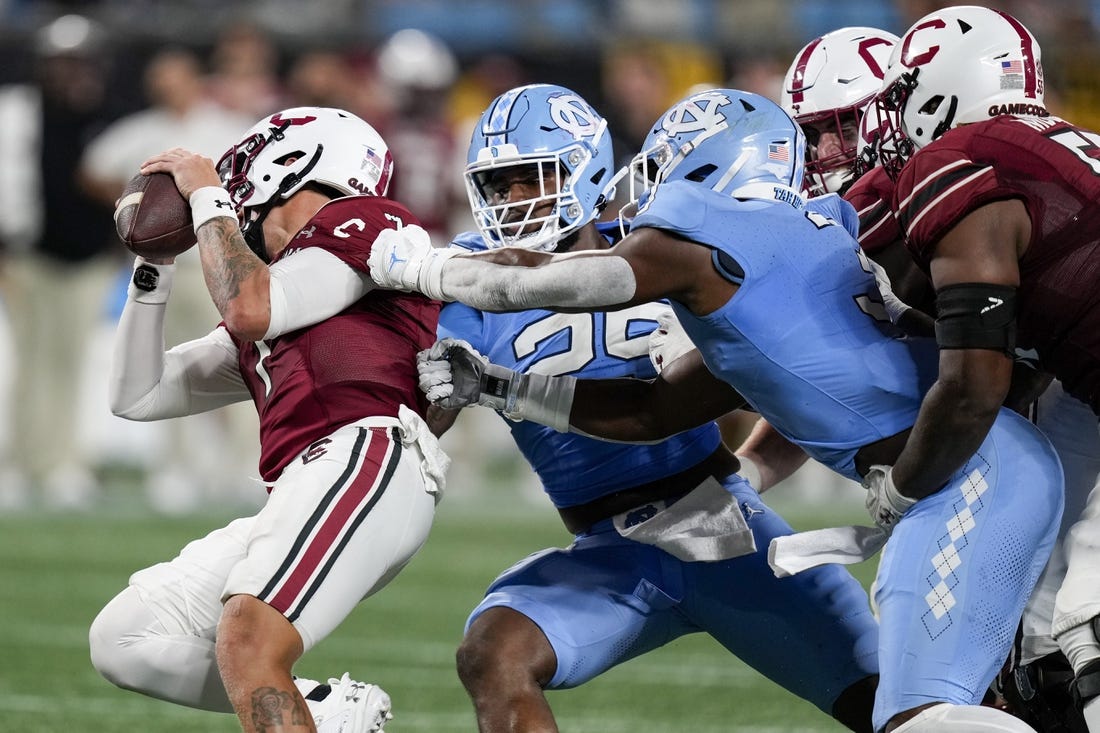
xmin=892 ymin=703 xmax=1037 ymax=732
xmin=1059 ymin=621 xmax=1100 ymax=673
xmin=89 ymin=586 xmax=232 ymax=713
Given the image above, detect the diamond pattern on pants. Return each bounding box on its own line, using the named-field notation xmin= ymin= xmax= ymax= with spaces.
xmin=921 ymin=463 xmax=990 ymax=638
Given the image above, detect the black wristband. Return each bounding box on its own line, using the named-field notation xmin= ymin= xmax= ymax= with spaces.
xmin=132 ymin=264 xmax=160 ymax=293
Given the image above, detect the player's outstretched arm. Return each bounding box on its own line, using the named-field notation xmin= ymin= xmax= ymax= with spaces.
xmin=371 ymin=225 xmax=706 ymax=314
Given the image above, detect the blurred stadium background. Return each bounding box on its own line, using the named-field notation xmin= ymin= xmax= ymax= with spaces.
xmin=0 ymin=0 xmax=1096 ymax=730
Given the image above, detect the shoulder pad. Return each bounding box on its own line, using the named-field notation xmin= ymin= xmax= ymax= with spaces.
xmin=450 ymin=230 xmax=489 ymax=253
xmin=631 ymin=181 xmax=709 ymax=236
xmin=808 ymin=194 xmax=859 ymax=238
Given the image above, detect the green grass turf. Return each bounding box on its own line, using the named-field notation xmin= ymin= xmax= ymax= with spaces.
xmin=0 ymin=496 xmax=876 ymax=732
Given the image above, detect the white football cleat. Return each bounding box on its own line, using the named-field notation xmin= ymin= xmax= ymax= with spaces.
xmin=295 ymin=673 xmax=393 ymax=732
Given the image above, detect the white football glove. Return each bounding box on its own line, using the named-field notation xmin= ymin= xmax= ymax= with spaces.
xmin=417 ymin=338 xmax=514 ymax=411
xmin=648 ymin=310 xmax=697 ymax=374
xmin=867 ymin=258 xmax=911 ymax=325
xmin=416 ymin=337 xmax=576 ymax=431
xmin=862 ymin=464 xmax=917 ymax=532
xmin=368 ymin=225 xmax=459 ymax=300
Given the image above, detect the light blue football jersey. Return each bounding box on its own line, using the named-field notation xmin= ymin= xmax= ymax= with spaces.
xmin=632 ymin=183 xmax=940 ymax=481
xmin=441 ymin=226 xmax=720 ymax=508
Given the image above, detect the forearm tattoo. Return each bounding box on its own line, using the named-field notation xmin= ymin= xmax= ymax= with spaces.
xmin=248 ymin=686 xmax=309 ymax=731
xmin=199 ymin=218 xmax=263 ymax=315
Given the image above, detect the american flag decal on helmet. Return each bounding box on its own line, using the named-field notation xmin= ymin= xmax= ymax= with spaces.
xmin=1001 ymin=59 xmax=1023 ymax=74
xmin=768 ymin=143 xmax=790 ymax=162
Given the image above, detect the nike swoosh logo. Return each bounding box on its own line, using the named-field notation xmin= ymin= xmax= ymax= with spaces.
xmin=980 ymin=297 xmax=1003 ymax=314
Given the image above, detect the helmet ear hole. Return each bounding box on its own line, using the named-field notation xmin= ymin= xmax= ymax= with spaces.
xmin=918 ymin=96 xmax=943 ymax=115
xmin=685 ymin=164 xmax=717 ymax=182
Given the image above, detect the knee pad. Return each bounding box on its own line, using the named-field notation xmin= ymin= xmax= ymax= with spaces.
xmin=892 ymin=703 xmax=1039 ymax=732
xmin=89 ymin=587 xmax=151 ymax=685
xmin=1000 ymin=652 xmax=1087 ymax=733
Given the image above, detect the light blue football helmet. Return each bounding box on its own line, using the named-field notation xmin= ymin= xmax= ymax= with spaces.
xmin=630 ymin=88 xmax=806 ymax=207
xmin=465 ymin=83 xmax=618 ymax=251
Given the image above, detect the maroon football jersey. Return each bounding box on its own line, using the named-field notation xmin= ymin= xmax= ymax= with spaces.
xmin=844 ymin=166 xmax=901 ymax=256
xmin=232 ymin=196 xmax=440 ymax=480
xmin=893 ymin=115 xmax=1100 ymax=411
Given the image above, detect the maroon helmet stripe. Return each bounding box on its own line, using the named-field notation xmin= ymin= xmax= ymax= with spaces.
xmin=790 ymin=37 xmax=823 ymax=104
xmin=996 ymin=10 xmax=1038 ymax=98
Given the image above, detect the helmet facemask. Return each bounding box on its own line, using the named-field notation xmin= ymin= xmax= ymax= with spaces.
xmin=217 ymin=124 xmax=325 ymax=262
xmin=870 ymin=68 xmax=922 ymax=181
xmin=799 ymin=105 xmax=864 ymax=195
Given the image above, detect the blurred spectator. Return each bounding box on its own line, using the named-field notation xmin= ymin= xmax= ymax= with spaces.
xmin=79 ymin=46 xmax=259 ymax=514
xmin=207 ymin=22 xmax=283 ymax=118
xmin=285 ymin=49 xmax=358 ymax=109
xmin=374 ymin=28 xmax=464 ymax=245
xmin=598 ymin=41 xmax=721 ymax=170
xmin=727 ymin=52 xmax=789 ymax=103
xmin=0 ymin=14 xmax=120 ymax=509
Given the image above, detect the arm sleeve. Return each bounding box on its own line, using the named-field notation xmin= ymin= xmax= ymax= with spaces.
xmin=110 ymin=264 xmax=249 ymax=420
xmin=440 ymin=253 xmax=637 ymax=311
xmin=265 ymin=246 xmax=373 ymax=339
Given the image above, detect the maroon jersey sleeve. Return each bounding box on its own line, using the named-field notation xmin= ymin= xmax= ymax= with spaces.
xmin=844 ymin=166 xmax=902 ymax=256
xmin=892 ymin=116 xmax=1100 ymax=411
xmin=892 ymin=117 xmax=1057 ymax=268
xmin=277 ymin=195 xmax=419 ymax=274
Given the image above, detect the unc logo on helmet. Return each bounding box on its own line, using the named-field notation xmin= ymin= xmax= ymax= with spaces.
xmin=630 ymin=88 xmax=805 ymax=203
xmin=660 ymin=91 xmax=733 ymax=136
xmin=548 ymin=94 xmax=601 ymax=139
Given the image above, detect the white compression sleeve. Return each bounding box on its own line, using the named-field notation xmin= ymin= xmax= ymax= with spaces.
xmin=265 ymin=247 xmax=373 ymax=339
xmin=110 ymin=264 xmax=249 ymax=420
xmin=438 ymin=253 xmax=638 ymax=311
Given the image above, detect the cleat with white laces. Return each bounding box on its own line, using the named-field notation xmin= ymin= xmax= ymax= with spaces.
xmin=294 ymin=673 xmax=393 ymax=732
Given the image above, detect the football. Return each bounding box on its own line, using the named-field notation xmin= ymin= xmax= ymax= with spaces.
xmin=114 ymin=172 xmax=196 ymax=259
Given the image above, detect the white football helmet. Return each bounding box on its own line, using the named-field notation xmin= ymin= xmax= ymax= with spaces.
xmin=781 ymin=26 xmax=899 ymax=195
xmin=217 ymin=106 xmax=392 ymax=259
xmin=872 ymin=5 xmax=1046 ymax=178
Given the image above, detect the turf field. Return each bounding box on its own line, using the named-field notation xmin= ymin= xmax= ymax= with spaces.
xmin=0 ymin=489 xmax=875 ymax=733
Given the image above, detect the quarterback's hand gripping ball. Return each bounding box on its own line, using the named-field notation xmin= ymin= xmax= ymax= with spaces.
xmin=114 ymin=172 xmax=196 ymax=259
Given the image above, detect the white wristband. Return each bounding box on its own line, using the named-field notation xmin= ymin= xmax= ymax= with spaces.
xmin=418 ymin=248 xmax=461 ymax=301
xmin=189 ymin=186 xmax=236 ymax=232
xmin=128 ymin=257 xmax=176 ymax=304
xmin=504 ymin=372 xmax=576 ymax=433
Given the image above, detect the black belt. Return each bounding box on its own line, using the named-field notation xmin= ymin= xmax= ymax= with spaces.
xmin=557 ymin=447 xmax=742 ymax=534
